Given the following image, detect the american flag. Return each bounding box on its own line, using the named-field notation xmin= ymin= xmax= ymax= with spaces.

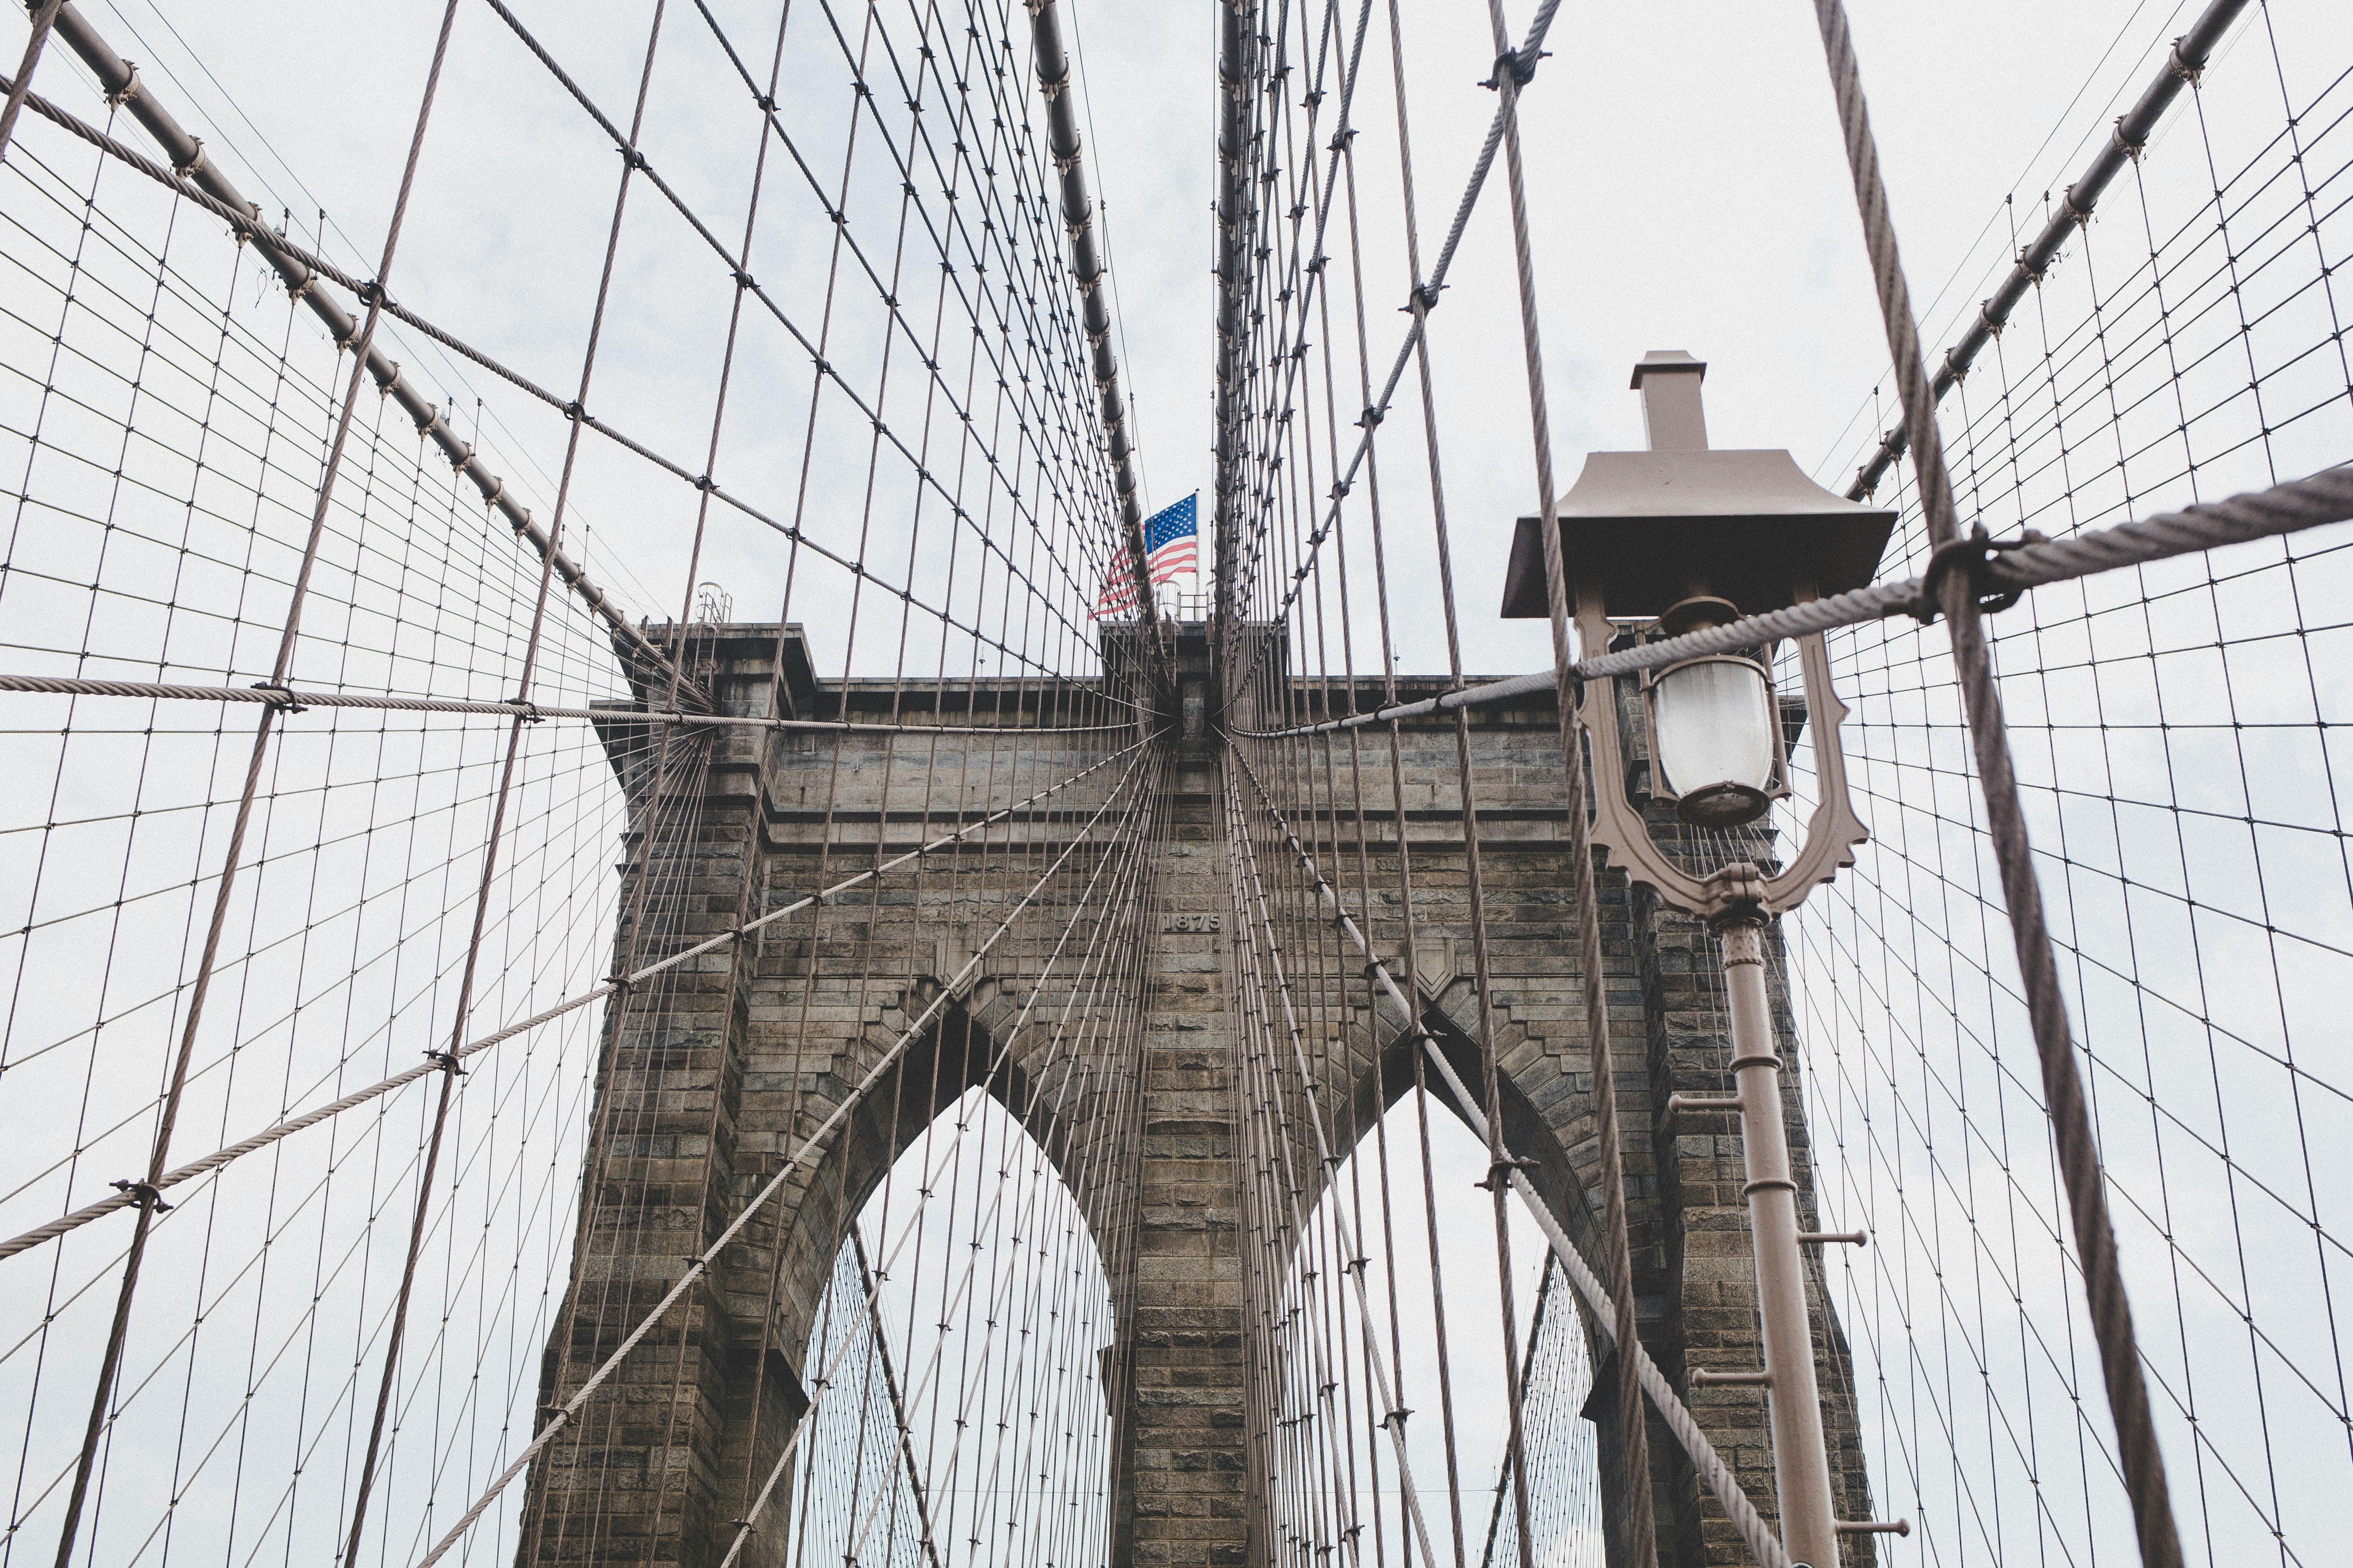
xmin=1092 ymin=494 xmax=1197 ymax=618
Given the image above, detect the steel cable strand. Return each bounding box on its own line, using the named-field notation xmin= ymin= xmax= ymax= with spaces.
xmin=407 ymin=746 xmax=1150 ymax=1568
xmin=39 ymin=11 xmax=469 ymax=1560
xmin=0 ymin=741 xmax=1138 ymax=1263
xmin=1468 ymin=0 xmax=1651 ymax=1554
xmin=0 ymin=0 xmax=64 ymax=162
xmin=15 ymin=8 xmax=709 ymax=706
xmin=1220 ymin=748 xmax=1377 ymax=1562
xmin=478 ymin=0 xmax=1112 ymax=666
xmin=710 ymin=0 xmax=1127 ymax=592
xmin=0 ymin=676 xmax=1128 ymax=728
xmin=1219 ymin=0 xmax=1566 ymax=700
xmin=1224 ymin=744 xmax=1798 ymax=1568
xmin=1224 ymin=753 xmax=1507 ymax=1568
xmin=829 ymin=793 xmax=1155 ymax=1565
xmin=1808 ymin=2 xmax=2184 ymax=1562
xmin=0 ymin=42 xmax=1121 ymax=695
xmin=1232 ymin=462 xmax=2353 ymax=740
xmin=1840 ymin=0 xmax=2252 ymax=501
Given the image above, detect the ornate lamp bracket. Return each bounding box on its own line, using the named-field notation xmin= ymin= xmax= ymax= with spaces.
xmin=1573 ymin=583 xmax=1867 ymax=921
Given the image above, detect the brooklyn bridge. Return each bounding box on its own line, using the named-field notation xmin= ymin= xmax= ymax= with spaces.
xmin=2 ymin=1 xmax=2350 ymax=1565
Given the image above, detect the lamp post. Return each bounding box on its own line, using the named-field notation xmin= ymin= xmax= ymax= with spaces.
xmin=1503 ymin=351 xmax=1896 ymax=1567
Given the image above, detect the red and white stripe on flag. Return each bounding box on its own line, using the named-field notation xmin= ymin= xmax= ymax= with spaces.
xmin=1092 ymin=494 xmax=1198 ymax=618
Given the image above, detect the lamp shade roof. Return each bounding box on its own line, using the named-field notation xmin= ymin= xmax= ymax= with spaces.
xmin=1500 ymin=448 xmax=1896 ymax=619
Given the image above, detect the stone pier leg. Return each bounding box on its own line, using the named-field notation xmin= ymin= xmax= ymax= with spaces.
xmin=1113 ymin=741 xmax=1252 ymax=1565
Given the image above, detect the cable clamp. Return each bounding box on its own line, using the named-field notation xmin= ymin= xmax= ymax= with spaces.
xmin=447 ymin=439 xmax=474 ymax=471
xmin=172 ymin=138 xmax=206 ymax=181
xmin=1942 ymin=347 xmax=1968 ymax=385
xmin=249 ymin=681 xmax=307 ymax=714
xmin=1977 ymin=298 xmax=2006 ymax=339
xmin=511 ymin=699 xmax=544 ymax=724
xmin=424 ymin=1049 xmax=468 ymax=1076
xmin=2167 ymin=34 xmax=2204 ymax=86
xmin=380 ymin=362 xmax=406 ymax=401
xmin=1474 ymin=1156 xmax=1539 ymax=1191
xmin=110 ymin=1179 xmax=172 ymax=1212
xmin=2111 ymin=115 xmax=2146 ymax=161
xmin=1478 ymin=47 xmax=1545 ymax=90
xmin=481 ymin=475 xmax=504 ymax=510
xmin=287 ymin=270 xmax=318 ymax=303
xmin=1908 ymin=525 xmax=2046 ymax=623
xmin=106 ymin=65 xmax=141 ymax=109
xmin=2059 ymin=183 xmax=2094 ymax=229
xmin=1379 ymin=1406 xmax=1412 ymax=1432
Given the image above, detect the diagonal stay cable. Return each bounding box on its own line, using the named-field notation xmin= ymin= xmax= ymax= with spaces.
xmin=406 ymin=744 xmax=1151 ymax=1568
xmin=1840 ymin=0 xmax=2251 ymax=501
xmin=0 ymin=739 xmax=1141 ymax=1264
xmin=719 ymin=760 xmax=1163 ymax=1568
xmin=1224 ymin=743 xmax=1795 ymax=1568
xmin=694 ymin=0 xmax=1130 ymax=601
xmin=477 ymin=0 xmax=1106 ymax=662
xmin=0 ymin=61 xmax=1110 ymax=699
xmin=8 ymin=8 xmax=708 ymax=707
xmin=1218 ymin=759 xmax=1443 ymax=1568
xmin=1232 ymin=463 xmax=2353 ymax=740
xmin=1221 ymin=0 xmax=1566 ymax=701
xmin=0 ymin=674 xmax=1132 ymax=733
xmin=1809 ymin=0 xmax=2187 ymax=1558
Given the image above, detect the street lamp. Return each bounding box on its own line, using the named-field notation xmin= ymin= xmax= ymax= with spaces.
xmin=1502 ymin=350 xmax=1898 ymax=1568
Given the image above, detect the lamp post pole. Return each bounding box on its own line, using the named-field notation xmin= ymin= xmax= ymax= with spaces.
xmin=1706 ymin=901 xmax=1838 ymax=1568
xmin=1509 ymin=352 xmax=1904 ymax=1561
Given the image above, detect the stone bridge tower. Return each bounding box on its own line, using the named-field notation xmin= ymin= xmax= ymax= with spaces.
xmin=522 ymin=618 xmax=1876 ymax=1568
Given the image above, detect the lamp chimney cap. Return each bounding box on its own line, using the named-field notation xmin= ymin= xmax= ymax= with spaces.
xmin=1629 ymin=350 xmax=1707 ymax=390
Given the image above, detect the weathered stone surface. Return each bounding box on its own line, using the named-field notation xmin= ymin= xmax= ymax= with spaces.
xmin=529 ymin=622 xmax=1873 ymax=1568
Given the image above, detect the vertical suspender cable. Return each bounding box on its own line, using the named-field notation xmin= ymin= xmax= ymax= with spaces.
xmin=44 ymin=4 xmax=464 ymax=1561
xmin=1467 ymin=5 xmax=1658 ymax=1561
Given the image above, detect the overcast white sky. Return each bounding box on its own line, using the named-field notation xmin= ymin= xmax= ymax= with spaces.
xmin=10 ymin=5 xmax=2353 ymax=1561
xmin=28 ymin=0 xmax=2298 ymax=683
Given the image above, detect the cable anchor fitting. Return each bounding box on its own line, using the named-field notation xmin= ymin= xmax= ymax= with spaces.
xmin=110 ymin=1179 xmax=172 ymax=1212
xmin=424 ymin=1049 xmax=468 ymax=1076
